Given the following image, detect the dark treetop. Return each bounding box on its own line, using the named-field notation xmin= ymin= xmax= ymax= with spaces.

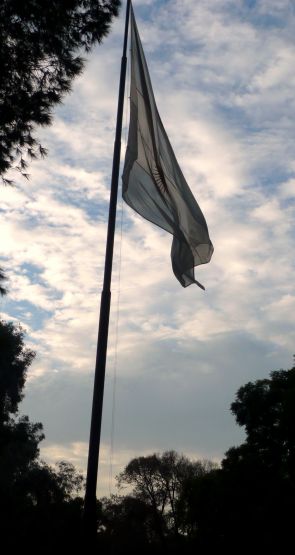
xmin=0 ymin=0 xmax=121 ymax=182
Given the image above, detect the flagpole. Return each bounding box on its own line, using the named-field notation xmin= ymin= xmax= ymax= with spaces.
xmin=83 ymin=0 xmax=131 ymax=536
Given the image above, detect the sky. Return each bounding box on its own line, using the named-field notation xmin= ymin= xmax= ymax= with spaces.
xmin=1 ymin=0 xmax=295 ymax=497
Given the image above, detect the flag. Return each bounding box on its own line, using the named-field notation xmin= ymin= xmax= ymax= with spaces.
xmin=122 ymin=6 xmax=213 ymax=289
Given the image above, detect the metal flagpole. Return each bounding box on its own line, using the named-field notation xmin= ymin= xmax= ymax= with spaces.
xmin=83 ymin=0 xmax=131 ymax=537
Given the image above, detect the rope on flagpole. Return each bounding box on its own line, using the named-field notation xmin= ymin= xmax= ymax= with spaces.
xmin=107 ymin=37 xmax=130 ymax=495
xmin=108 ymin=195 xmax=124 ymax=495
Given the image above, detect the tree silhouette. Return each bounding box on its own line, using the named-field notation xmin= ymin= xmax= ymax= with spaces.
xmin=0 ymin=320 xmax=35 ymax=422
xmin=117 ymin=450 xmax=216 ymax=549
xmin=0 ymin=0 xmax=121 ymax=182
xmin=0 ymin=318 xmax=85 ymax=551
xmin=98 ymin=495 xmax=156 ymax=554
xmin=217 ymin=363 xmax=295 ymax=551
xmin=229 ymin=365 xmax=295 ymax=478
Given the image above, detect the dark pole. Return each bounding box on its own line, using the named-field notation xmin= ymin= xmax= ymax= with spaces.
xmin=83 ymin=0 xmax=131 ymax=537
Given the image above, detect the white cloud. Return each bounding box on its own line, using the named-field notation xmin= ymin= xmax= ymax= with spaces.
xmin=280 ymin=178 xmax=295 ymax=199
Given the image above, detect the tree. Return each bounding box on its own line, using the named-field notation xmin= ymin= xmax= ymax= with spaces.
xmin=0 ymin=320 xmax=35 ymax=422
xmin=0 ymin=0 xmax=121 ymax=181
xmin=177 ymin=466 xmax=225 ymax=549
xmin=1 ymin=455 xmax=85 ymax=552
xmin=218 ymin=363 xmax=295 ymax=551
xmin=228 ymin=364 xmax=295 ymax=478
xmin=117 ymin=450 xmax=216 ymax=545
xmin=0 ymin=317 xmax=85 ymax=551
xmin=98 ymin=495 xmax=156 ymax=555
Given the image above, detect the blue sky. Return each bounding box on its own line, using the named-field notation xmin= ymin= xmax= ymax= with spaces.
xmin=1 ymin=0 xmax=295 ymax=496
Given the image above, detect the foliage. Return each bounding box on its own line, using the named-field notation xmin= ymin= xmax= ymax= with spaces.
xmin=0 ymin=320 xmax=35 ymax=422
xmin=0 ymin=415 xmax=44 ymax=487
xmin=215 ymin=364 xmax=295 ymax=551
xmin=55 ymin=460 xmax=84 ymax=499
xmin=0 ymin=317 xmax=85 ymax=550
xmin=117 ymin=451 xmax=217 ymax=543
xmin=229 ymin=365 xmax=295 ymax=477
xmin=1 ymin=457 xmax=85 ymax=552
xmin=98 ymin=495 xmax=156 ymax=554
xmin=0 ymin=0 xmax=121 ymax=182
